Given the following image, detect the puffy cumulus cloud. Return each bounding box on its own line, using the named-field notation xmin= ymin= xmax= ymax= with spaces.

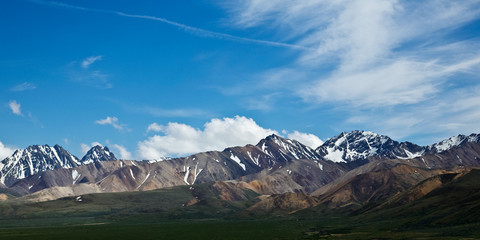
xmin=8 ymin=100 xmax=22 ymax=115
xmin=112 ymin=144 xmax=133 ymax=160
xmin=0 ymin=141 xmax=16 ymax=160
xmin=287 ymin=131 xmax=323 ymax=149
xmin=137 ymin=116 xmax=278 ymax=159
xmin=95 ymin=116 xmax=129 ymax=131
xmin=80 ymin=142 xmax=103 ymax=154
xmin=80 ymin=144 xmax=89 ymax=155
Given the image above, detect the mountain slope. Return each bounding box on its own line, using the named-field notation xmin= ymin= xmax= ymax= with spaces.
xmin=81 ymin=145 xmax=117 ymax=163
xmin=0 ymin=145 xmax=80 ymax=186
xmin=311 ymin=141 xmax=480 ymax=209
xmin=0 ymin=144 xmax=118 ymax=187
xmin=240 ymin=158 xmax=347 ymax=194
xmin=426 ymin=133 xmax=480 ymax=153
xmin=361 ymin=168 xmax=480 ymax=228
xmin=315 ymin=130 xmax=424 ymax=164
xmin=9 ymin=134 xmax=332 ymax=200
xmin=6 ymin=132 xmax=480 ymax=203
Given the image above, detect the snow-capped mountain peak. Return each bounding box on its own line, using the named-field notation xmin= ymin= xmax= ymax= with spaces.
xmin=316 ymin=130 xmax=424 ymax=163
xmin=427 ymin=133 xmax=480 ymax=153
xmin=0 ymin=144 xmax=80 ymax=186
xmin=256 ymin=134 xmax=320 ymax=161
xmin=80 ymin=145 xmax=117 ymax=164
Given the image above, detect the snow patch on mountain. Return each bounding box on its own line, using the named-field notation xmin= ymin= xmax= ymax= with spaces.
xmin=0 ymin=145 xmax=81 ymax=186
xmin=316 ymin=130 xmax=424 ymax=163
xmin=426 ymin=134 xmax=480 ymax=153
xmin=81 ymin=145 xmax=117 ymax=163
xmin=230 ymin=153 xmax=246 ymax=171
xmin=324 ymin=148 xmax=345 ymax=163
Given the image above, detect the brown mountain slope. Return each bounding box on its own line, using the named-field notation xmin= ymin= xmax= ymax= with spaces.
xmin=368 ymin=169 xmax=470 ymax=212
xmin=246 ymin=192 xmax=319 ymax=215
xmin=311 ymin=142 xmax=480 ymax=209
xmin=9 ymin=134 xmax=325 ymax=198
xmin=314 ymin=163 xmax=443 ymax=209
xmin=240 ymin=158 xmax=347 ymax=194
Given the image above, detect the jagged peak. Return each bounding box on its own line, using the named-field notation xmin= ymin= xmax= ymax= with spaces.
xmin=321 ymin=130 xmax=392 ymax=148
xmin=90 ymin=145 xmax=107 ymax=151
xmin=316 ymin=130 xmax=424 ymax=163
xmin=0 ymin=143 xmax=80 ymax=186
xmin=427 ymin=133 xmax=480 ymax=153
xmin=81 ymin=145 xmax=116 ymax=164
xmin=259 ymin=134 xmax=298 ymax=144
xmin=264 ymin=133 xmax=286 ymax=141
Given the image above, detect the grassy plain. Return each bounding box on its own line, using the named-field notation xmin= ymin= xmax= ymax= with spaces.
xmin=1 ymin=171 xmax=480 ymax=239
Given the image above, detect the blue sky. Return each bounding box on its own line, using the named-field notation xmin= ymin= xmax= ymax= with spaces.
xmin=1 ymin=0 xmax=480 ymax=160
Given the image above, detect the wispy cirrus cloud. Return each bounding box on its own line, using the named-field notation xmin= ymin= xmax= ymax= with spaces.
xmin=29 ymin=0 xmax=308 ymax=50
xmin=225 ymin=0 xmax=480 ymax=141
xmin=66 ymin=56 xmax=112 ymax=89
xmin=227 ymin=0 xmax=480 ymax=106
xmin=95 ymin=116 xmax=130 ymax=132
xmin=108 ymin=98 xmax=210 ymax=118
xmin=141 ymin=106 xmax=209 ymax=118
xmin=346 ymin=86 xmax=480 ymax=144
xmin=81 ymin=55 xmax=102 ymax=69
xmin=10 ymin=82 xmax=36 ymax=92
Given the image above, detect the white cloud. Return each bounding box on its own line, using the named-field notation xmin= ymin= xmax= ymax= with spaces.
xmin=10 ymin=82 xmax=36 ymax=92
xmin=137 ymin=116 xmax=277 ymax=159
xmin=112 ymin=144 xmax=132 ymax=160
xmin=67 ymin=56 xmax=112 ymax=89
xmin=0 ymin=141 xmax=16 ymax=160
xmin=95 ymin=116 xmax=129 ymax=131
xmin=287 ymin=131 xmax=323 ymax=149
xmin=69 ymin=68 xmax=112 ymax=89
xmin=345 ymin=86 xmax=480 ymax=144
xmin=147 ymin=123 xmax=163 ymax=132
xmin=226 ymin=1 xmax=480 ymax=107
xmin=80 ymin=144 xmax=90 ymax=154
xmin=8 ymin=100 xmax=22 ymax=115
xmin=224 ymin=0 xmax=480 ymax=141
xmin=81 ymin=55 xmax=102 ymax=69
xmin=244 ymin=93 xmax=280 ymax=111
xmin=302 ymin=60 xmax=441 ymax=107
xmin=80 ymin=142 xmax=103 ymax=154
xmin=33 ymin=0 xmax=305 ymax=50
xmin=141 ymin=106 xmax=208 ymax=117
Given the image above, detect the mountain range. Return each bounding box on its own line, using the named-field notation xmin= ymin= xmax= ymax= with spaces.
xmin=1 ymin=130 xmax=480 ymax=238
xmin=1 ymin=130 xmax=479 ymax=202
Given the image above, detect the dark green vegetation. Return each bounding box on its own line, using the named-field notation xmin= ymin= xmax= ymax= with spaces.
xmin=1 ymin=170 xmax=480 ymax=239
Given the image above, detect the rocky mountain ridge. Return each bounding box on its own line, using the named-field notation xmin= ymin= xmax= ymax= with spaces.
xmin=0 ymin=144 xmax=116 ymax=186
xmin=316 ymin=131 xmax=480 ymax=163
xmin=2 ymin=131 xmax=480 ymax=202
